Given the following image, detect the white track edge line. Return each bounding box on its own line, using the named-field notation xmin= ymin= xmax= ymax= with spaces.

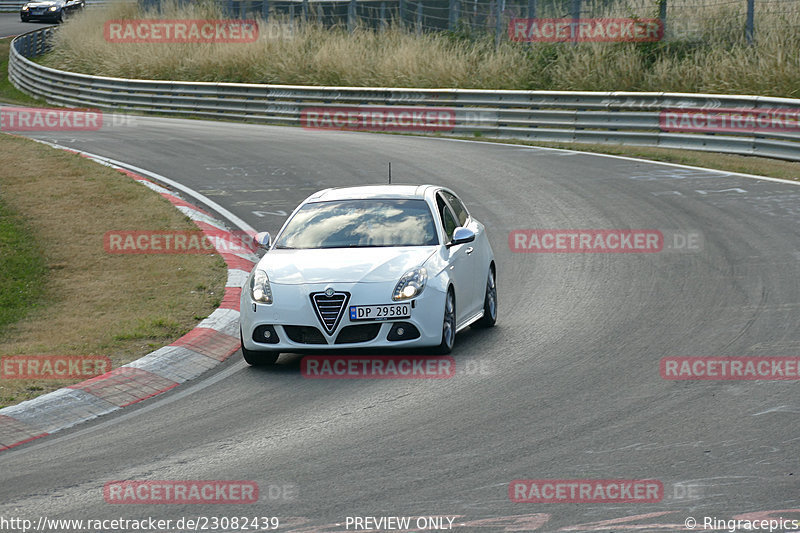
xmin=427 ymin=136 xmax=800 ymax=186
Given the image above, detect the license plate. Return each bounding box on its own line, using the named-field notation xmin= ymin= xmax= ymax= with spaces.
xmin=349 ymin=303 xmax=410 ymax=321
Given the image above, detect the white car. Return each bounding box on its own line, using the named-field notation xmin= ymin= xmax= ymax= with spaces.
xmin=239 ymin=185 xmax=496 ymax=365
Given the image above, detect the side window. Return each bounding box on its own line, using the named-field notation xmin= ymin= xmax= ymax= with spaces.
xmin=436 ymin=193 xmax=458 ymax=242
xmin=441 ymin=191 xmax=469 ymax=227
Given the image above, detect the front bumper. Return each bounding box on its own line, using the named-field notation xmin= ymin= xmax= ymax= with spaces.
xmin=21 ymin=9 xmax=61 ymax=19
xmin=240 ymin=279 xmax=446 ymax=352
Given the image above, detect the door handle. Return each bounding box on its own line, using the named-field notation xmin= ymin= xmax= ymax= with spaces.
xmin=465 ymin=247 xmax=474 ymax=255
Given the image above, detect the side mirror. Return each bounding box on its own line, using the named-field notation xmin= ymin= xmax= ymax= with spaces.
xmin=255 ymin=231 xmax=271 ymax=249
xmin=448 ymin=226 xmax=475 ymax=247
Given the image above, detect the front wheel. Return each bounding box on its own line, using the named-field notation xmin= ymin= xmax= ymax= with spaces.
xmin=472 ymin=267 xmax=497 ymax=328
xmin=434 ymin=289 xmax=456 ymax=354
xmin=240 ymin=330 xmax=279 ymax=366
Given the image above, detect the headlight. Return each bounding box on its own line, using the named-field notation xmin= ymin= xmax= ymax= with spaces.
xmin=250 ymin=269 xmax=273 ymax=304
xmin=21 ymin=6 xmax=29 ymax=10
xmin=392 ymin=267 xmax=427 ymax=301
xmin=49 ymin=5 xmax=58 ymax=10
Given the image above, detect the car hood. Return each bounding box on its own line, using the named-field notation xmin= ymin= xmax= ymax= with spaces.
xmin=25 ymin=1 xmax=59 ymax=6
xmin=258 ymin=247 xmax=436 ymax=285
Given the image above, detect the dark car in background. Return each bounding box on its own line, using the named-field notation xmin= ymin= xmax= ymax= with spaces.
xmin=21 ymin=0 xmax=84 ymax=22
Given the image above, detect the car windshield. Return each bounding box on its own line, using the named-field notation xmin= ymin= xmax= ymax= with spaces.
xmin=274 ymin=198 xmax=438 ymax=249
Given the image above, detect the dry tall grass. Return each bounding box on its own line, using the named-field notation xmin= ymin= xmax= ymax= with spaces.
xmin=41 ymin=0 xmax=800 ymax=97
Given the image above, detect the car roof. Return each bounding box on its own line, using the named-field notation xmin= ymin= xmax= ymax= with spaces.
xmin=305 ymin=184 xmax=437 ymax=202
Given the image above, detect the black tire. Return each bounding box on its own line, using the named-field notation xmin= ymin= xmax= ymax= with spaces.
xmin=434 ymin=288 xmax=456 ymax=354
xmin=21 ymin=17 xmax=29 ymax=22
xmin=472 ymin=266 xmax=497 ymax=329
xmin=240 ymin=330 xmax=279 ymax=366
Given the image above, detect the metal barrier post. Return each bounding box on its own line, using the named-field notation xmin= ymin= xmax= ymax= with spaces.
xmin=348 ymin=0 xmax=356 ymax=32
xmin=494 ymin=0 xmax=501 ymax=47
xmin=571 ymin=0 xmax=580 ymax=44
xmin=449 ymin=0 xmax=455 ymax=30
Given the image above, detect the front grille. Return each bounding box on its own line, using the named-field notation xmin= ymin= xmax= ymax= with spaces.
xmin=283 ymin=325 xmax=326 ymax=344
xmin=335 ymin=323 xmax=382 ymax=344
xmin=310 ymin=291 xmax=350 ymax=335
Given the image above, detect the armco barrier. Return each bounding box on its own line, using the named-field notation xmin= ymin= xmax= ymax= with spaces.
xmin=8 ymin=27 xmax=800 ymax=161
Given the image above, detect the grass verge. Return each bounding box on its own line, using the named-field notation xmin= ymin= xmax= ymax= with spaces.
xmin=0 ymin=196 xmax=46 ymax=333
xmin=0 ymin=134 xmax=227 ymax=409
xmin=0 ymin=37 xmax=41 ymax=106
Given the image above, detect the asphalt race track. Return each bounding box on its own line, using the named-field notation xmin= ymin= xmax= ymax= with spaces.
xmin=0 ymin=115 xmax=799 ymax=531
xmin=0 ymin=13 xmax=51 ymax=38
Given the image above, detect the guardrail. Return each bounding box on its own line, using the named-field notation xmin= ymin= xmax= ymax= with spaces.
xmin=8 ymin=27 xmax=800 ymax=162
